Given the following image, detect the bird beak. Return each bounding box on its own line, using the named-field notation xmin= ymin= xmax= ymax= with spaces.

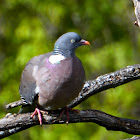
xmin=80 ymin=39 xmax=90 ymax=45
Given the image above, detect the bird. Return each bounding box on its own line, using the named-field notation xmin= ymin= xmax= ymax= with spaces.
xmin=19 ymin=32 xmax=90 ymax=125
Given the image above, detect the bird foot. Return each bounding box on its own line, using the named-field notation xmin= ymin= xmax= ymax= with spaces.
xmin=31 ymin=108 xmax=43 ymax=126
xmin=59 ymin=107 xmax=79 ymax=125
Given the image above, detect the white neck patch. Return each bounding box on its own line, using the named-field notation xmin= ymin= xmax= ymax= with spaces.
xmin=49 ymin=54 xmax=66 ymax=64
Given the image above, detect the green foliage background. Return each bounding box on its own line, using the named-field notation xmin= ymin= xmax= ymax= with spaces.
xmin=0 ymin=0 xmax=140 ymax=139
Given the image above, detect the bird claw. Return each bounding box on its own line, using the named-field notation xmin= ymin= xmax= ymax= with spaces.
xmin=31 ymin=107 xmax=79 ymax=125
xmin=59 ymin=107 xmax=79 ymax=125
xmin=31 ymin=108 xmax=42 ymax=126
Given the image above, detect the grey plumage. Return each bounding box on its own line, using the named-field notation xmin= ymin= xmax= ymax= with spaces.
xmin=19 ymin=32 xmax=90 ymax=113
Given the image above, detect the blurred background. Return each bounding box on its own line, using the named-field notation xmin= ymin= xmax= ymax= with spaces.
xmin=0 ymin=0 xmax=140 ymax=139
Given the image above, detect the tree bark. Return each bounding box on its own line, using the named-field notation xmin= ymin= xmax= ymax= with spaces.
xmin=1 ymin=109 xmax=140 ymax=139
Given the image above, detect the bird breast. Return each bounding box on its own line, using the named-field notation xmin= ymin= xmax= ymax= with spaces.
xmin=36 ymin=56 xmax=85 ymax=110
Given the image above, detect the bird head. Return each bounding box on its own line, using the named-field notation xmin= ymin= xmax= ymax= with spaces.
xmin=53 ymin=32 xmax=90 ymax=57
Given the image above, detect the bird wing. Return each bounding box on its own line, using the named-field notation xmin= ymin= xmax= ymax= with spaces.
xmin=19 ymin=52 xmax=52 ymax=105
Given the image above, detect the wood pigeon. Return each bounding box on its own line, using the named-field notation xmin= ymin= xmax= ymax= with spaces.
xmin=19 ymin=32 xmax=90 ymax=125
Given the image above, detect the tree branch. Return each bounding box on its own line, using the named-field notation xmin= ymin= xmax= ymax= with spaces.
xmin=69 ymin=64 xmax=140 ymax=108
xmin=125 ymin=136 xmax=140 ymax=140
xmin=1 ymin=109 xmax=140 ymax=139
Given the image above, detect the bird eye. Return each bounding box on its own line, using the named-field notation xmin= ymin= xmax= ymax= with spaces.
xmin=71 ymin=39 xmax=75 ymax=43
